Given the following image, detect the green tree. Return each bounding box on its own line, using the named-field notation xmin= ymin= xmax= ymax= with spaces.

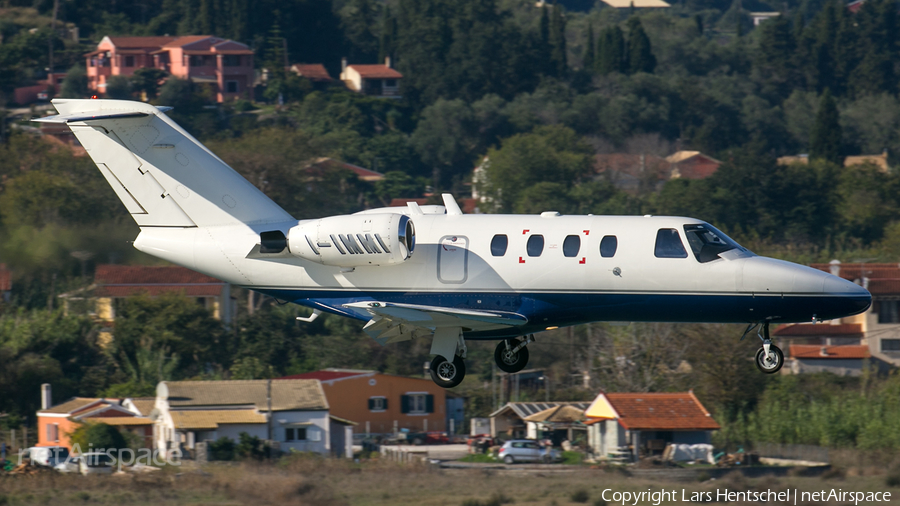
xmin=478 ymin=125 xmax=592 ymax=213
xmin=341 ymin=0 xmax=379 ymax=63
xmin=809 ymin=89 xmax=842 ymax=165
xmin=596 ymin=26 xmax=625 ymax=75
xmin=583 ymin=22 xmax=595 ymax=71
xmin=59 ymin=64 xmax=88 ymax=99
xmin=754 ymin=16 xmax=797 ymax=98
xmin=69 ymin=422 xmax=128 ymax=453
xmin=374 ymin=171 xmax=424 ymax=205
xmin=130 ymin=68 xmax=168 ymax=100
xmin=410 ymin=98 xmax=477 ymax=189
xmin=378 ymin=5 xmax=397 ymax=62
xmin=626 ymin=17 xmax=655 ymax=74
xmin=104 ymin=75 xmax=133 ymax=99
xmin=548 ymin=4 xmax=567 ymax=77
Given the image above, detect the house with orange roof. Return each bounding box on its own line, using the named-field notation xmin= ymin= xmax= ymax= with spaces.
xmin=36 ymin=385 xmax=154 ymax=451
xmin=584 ymin=391 xmax=720 ymax=461
xmin=0 ymin=263 xmax=10 ymax=303
xmin=773 ymin=260 xmax=900 ymax=374
xmin=85 ymin=35 xmax=254 ymax=102
xmin=665 ymin=151 xmax=721 ymax=179
xmin=339 ymin=57 xmax=403 ymax=98
xmin=289 ymin=64 xmax=333 ymax=83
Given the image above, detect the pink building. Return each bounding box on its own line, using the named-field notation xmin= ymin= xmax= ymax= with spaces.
xmin=85 ymin=35 xmax=254 ymax=102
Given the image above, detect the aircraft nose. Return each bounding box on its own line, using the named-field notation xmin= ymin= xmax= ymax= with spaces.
xmin=823 ymin=274 xmax=872 ymax=314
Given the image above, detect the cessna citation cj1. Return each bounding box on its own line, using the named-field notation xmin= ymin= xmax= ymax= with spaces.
xmin=35 ymin=99 xmax=872 ymax=388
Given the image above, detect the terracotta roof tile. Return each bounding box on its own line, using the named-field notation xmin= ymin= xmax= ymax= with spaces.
xmin=0 ymin=264 xmax=10 ymax=291
xmin=81 ymin=417 xmax=153 ymax=426
xmin=163 ymin=379 xmax=328 ymax=411
xmin=348 ymin=64 xmax=403 ymax=79
xmin=162 ymin=35 xmax=214 ymax=48
xmin=291 ymin=64 xmax=333 ymax=81
xmin=94 ymin=265 xmax=223 ymax=285
xmin=789 ymin=344 xmax=870 ymax=359
xmin=107 ymin=36 xmax=178 ymax=49
xmin=39 ymin=397 xmax=103 ymax=415
xmin=773 ymin=323 xmax=864 ymax=338
xmin=604 ymin=392 xmax=720 ymax=431
xmin=304 ymin=157 xmax=383 ymax=181
xmin=128 ymin=398 xmax=157 ymax=417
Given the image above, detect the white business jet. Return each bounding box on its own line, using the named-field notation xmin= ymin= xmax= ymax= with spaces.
xmin=35 ymin=99 xmax=871 ymax=388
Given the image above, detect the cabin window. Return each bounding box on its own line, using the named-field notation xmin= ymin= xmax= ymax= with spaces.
xmin=654 ymin=229 xmax=687 ymax=258
xmin=563 ymin=235 xmax=580 ymax=257
xmin=526 ymin=235 xmax=544 ymax=257
xmin=600 ymin=236 xmax=617 ymax=258
xmin=491 ymin=235 xmax=508 ymax=256
xmin=683 ymin=224 xmax=741 ymax=263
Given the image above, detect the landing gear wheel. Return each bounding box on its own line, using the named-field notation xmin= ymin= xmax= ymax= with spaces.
xmin=755 ymin=345 xmax=784 ymax=374
xmin=495 ymin=339 xmax=530 ymax=373
xmin=430 ymin=355 xmax=466 ymax=388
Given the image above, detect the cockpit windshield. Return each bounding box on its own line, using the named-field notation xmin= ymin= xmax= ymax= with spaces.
xmin=683 ymin=224 xmax=746 ymax=263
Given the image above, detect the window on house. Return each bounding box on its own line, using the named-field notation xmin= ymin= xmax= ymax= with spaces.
xmin=491 ymin=235 xmax=508 ymax=257
xmin=190 ymin=55 xmax=211 ymax=67
xmin=226 ymin=80 xmax=239 ymax=93
xmin=285 ymin=427 xmax=307 ymax=441
xmin=223 ymin=55 xmax=241 ymax=66
xmin=124 ymin=56 xmax=135 ymax=67
xmin=563 ymin=235 xmax=580 ymax=257
xmin=46 ymin=423 xmax=59 ymax=442
xmin=526 ymin=235 xmax=544 ymax=257
xmin=882 ymin=339 xmax=900 ymax=351
xmin=877 ymin=300 xmax=900 ymax=324
xmin=368 ymin=397 xmax=387 ymax=411
xmin=401 ymin=394 xmax=434 ymax=414
xmin=600 ymin=236 xmax=617 ymax=257
xmin=654 ymin=229 xmax=688 ymax=258
xmin=384 ymin=79 xmax=397 ymax=87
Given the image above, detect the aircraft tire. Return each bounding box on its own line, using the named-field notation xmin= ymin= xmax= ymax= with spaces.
xmin=495 ymin=340 xmax=529 ymax=373
xmin=430 ymin=355 xmax=466 ymax=388
xmin=755 ymin=345 xmax=784 ymax=374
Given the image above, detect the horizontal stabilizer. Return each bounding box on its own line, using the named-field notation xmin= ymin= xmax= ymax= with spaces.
xmin=33 ymin=111 xmax=150 ymax=123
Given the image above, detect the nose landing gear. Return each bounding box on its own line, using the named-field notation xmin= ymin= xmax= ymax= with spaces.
xmin=743 ymin=322 xmax=784 ymax=374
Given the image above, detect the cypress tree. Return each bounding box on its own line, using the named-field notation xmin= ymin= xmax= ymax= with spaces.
xmin=378 ymin=6 xmax=397 ymax=63
xmin=809 ymin=89 xmax=842 ymax=165
xmin=626 ymin=17 xmax=655 ymax=74
xmin=583 ymin=21 xmax=595 ymax=71
xmin=597 ymin=26 xmax=625 ymax=75
xmin=694 ymin=14 xmax=703 ymax=36
xmin=549 ymin=5 xmax=567 ymax=77
xmin=849 ymin=0 xmax=897 ymax=97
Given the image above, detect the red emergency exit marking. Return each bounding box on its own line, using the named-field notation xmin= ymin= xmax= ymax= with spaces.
xmin=522 ymin=229 xmax=529 ymax=234
xmin=519 ymin=257 xmax=526 ymax=263
xmin=579 ymin=257 xmax=586 ymax=264
xmin=583 ymin=230 xmax=590 ymax=235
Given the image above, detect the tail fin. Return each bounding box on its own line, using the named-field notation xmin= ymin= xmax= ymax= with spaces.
xmin=35 ymin=99 xmax=293 ymax=228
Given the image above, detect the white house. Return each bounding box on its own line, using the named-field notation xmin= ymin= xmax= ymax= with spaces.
xmin=153 ymin=379 xmax=331 ymax=457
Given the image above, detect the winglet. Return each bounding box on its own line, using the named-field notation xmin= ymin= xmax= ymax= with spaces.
xmin=442 ymin=194 xmax=463 ymax=215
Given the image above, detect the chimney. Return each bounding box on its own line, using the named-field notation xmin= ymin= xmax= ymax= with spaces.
xmin=41 ymin=384 xmax=52 ymax=410
xmin=341 ymin=57 xmax=347 ymax=71
xmin=829 ymin=259 xmax=841 ymax=277
xmin=385 ymin=56 xmax=391 ymax=68
xmin=820 ymin=347 xmax=829 ymax=357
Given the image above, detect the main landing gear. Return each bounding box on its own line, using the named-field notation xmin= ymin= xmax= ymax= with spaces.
xmin=428 ymin=331 xmax=536 ymax=388
xmin=494 ymin=335 xmax=535 ymax=373
xmin=742 ymin=322 xmax=784 ymax=374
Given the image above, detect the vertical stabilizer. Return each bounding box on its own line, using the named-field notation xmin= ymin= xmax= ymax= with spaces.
xmin=35 ymin=99 xmax=294 ymax=228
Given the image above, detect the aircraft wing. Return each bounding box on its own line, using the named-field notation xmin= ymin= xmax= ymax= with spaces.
xmin=341 ymin=301 xmax=528 ymax=345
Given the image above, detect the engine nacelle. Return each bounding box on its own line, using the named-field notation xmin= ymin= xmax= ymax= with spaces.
xmin=287 ymin=213 xmax=415 ymax=267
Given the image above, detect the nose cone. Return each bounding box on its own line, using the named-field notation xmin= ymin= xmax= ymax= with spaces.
xmin=823 ymin=274 xmax=872 ymax=316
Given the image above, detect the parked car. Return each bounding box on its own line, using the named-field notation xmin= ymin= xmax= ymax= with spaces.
xmin=403 ymin=431 xmax=449 ymax=445
xmin=497 ymin=439 xmax=561 ymax=464
xmin=22 ymin=446 xmax=70 ymax=467
xmin=77 ymin=452 xmax=113 ymax=475
xmin=54 ymin=456 xmax=80 ymax=473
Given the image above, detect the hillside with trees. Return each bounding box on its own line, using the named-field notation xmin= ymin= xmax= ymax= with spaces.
xmin=1 ymin=0 xmax=900 ymax=450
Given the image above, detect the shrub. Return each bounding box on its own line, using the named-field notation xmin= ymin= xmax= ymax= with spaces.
xmin=571 ymin=489 xmax=590 ymax=503
xmin=209 ymin=437 xmax=235 ymax=461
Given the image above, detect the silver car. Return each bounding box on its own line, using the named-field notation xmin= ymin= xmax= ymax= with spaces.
xmin=497 ymin=439 xmax=561 ymax=464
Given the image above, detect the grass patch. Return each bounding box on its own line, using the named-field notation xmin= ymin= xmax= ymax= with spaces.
xmin=459 ymin=453 xmax=499 ymax=463
xmin=562 ymin=451 xmax=585 ymax=465
xmin=570 ymin=488 xmax=590 ymax=503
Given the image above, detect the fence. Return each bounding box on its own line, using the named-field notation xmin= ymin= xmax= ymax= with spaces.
xmin=0 ymin=428 xmax=38 ymax=457
xmin=753 ymin=442 xmax=829 ymax=464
